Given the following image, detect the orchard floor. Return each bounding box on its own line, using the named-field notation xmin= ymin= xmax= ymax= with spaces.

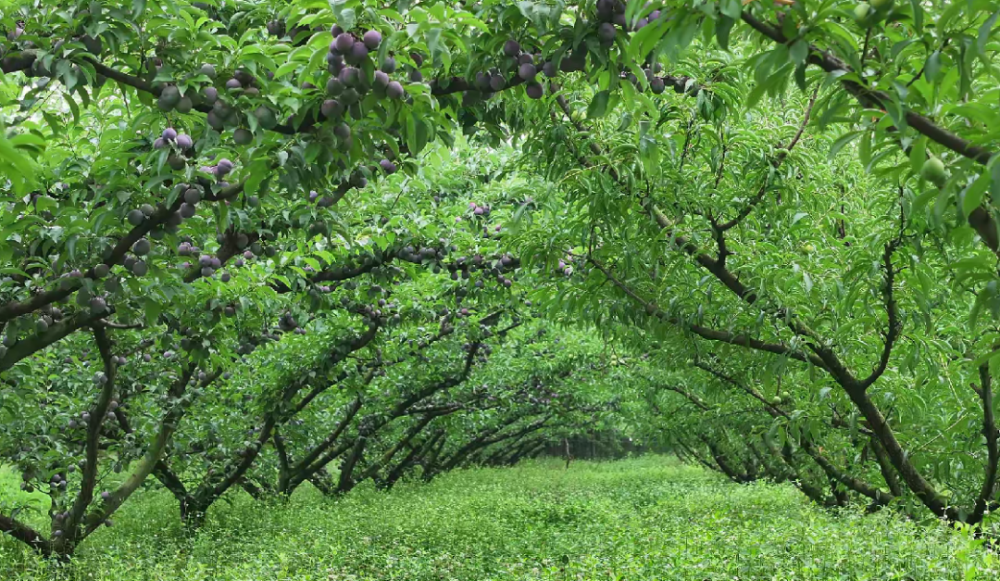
xmin=2 ymin=456 xmax=999 ymax=580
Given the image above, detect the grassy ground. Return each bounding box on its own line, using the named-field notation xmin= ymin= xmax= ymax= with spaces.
xmin=1 ymin=456 xmax=998 ymax=580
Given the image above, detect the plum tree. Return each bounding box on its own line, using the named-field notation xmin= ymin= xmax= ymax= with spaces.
xmin=0 ymin=0 xmax=998 ymax=561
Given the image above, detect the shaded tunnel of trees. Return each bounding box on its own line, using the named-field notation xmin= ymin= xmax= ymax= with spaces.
xmin=3 ymin=0 xmax=1000 ymax=559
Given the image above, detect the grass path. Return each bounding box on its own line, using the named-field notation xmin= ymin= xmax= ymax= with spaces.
xmin=2 ymin=456 xmax=998 ymax=580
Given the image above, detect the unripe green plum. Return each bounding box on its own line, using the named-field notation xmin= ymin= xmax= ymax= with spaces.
xmin=922 ymin=156 xmax=947 ymax=185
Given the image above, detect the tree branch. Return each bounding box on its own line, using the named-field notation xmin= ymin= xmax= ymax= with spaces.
xmin=0 ymin=513 xmax=50 ymax=556
xmin=0 ymin=308 xmax=113 ymax=371
xmin=59 ymin=326 xmax=117 ymax=550
xmin=716 ymin=85 xmax=818 ymax=232
xmin=857 ymin=241 xmax=902 ymax=391
xmin=971 ymin=361 xmax=999 ymax=524
xmin=738 ymin=10 xmax=1000 ymax=258
xmin=587 ymin=256 xmax=828 ymax=369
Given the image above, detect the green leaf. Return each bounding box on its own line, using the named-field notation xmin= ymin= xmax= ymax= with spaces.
xmin=719 ymin=0 xmax=741 ymax=19
xmin=979 ymin=11 xmax=999 ymax=58
xmin=910 ymin=0 xmax=923 ymax=33
xmin=330 ymin=3 xmax=357 ymax=31
xmin=963 ymin=170 xmax=991 ymax=218
xmin=244 ymin=160 xmax=269 ymax=196
xmin=274 ymin=61 xmax=300 ymax=80
xmin=909 ymin=136 xmax=927 ymax=176
xmin=789 ymin=40 xmax=808 ymax=65
xmin=858 ymin=130 xmax=871 ymax=168
xmin=143 ymin=298 xmax=162 ymax=326
xmin=828 ymin=131 xmax=861 ymax=160
xmin=587 ymin=90 xmax=610 ymax=119
xmin=925 ymin=51 xmax=942 ymax=82
xmin=715 ymin=15 xmax=734 ymax=51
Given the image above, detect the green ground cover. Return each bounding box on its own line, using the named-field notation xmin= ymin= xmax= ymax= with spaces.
xmin=3 ymin=456 xmax=997 ymax=580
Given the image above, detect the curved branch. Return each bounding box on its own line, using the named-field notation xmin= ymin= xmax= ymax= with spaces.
xmin=59 ymin=326 xmax=117 ymax=550
xmin=857 ymin=241 xmax=901 ymax=391
xmin=0 ymin=308 xmax=113 ymax=371
xmin=971 ymin=362 xmax=999 ymax=524
xmin=0 ymin=513 xmax=50 ymax=556
xmin=738 ymin=10 xmax=1000 ymax=258
xmin=716 ymin=85 xmax=818 ymax=232
xmin=740 ymin=11 xmax=989 ymax=163
xmin=655 ymin=383 xmax=711 ymax=411
xmin=587 ymin=256 xmax=828 ymax=369
xmin=801 ymin=440 xmax=892 ymax=506
xmin=0 ymin=180 xmax=244 ymax=324
xmin=82 ymin=364 xmax=199 ymax=537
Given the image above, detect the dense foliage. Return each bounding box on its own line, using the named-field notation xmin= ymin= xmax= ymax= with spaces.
xmin=4 ymin=0 xmax=1000 ymax=562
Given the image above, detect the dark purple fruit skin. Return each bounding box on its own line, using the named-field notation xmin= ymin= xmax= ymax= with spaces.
xmin=321 ymin=99 xmax=344 ymax=119
xmin=474 ymin=71 xmax=490 ymax=91
xmin=518 ymin=63 xmax=537 ymax=81
xmin=339 ymin=66 xmax=361 ymax=87
xmin=597 ymin=0 xmax=615 ymax=20
xmin=346 ymin=42 xmax=369 ymax=65
xmin=386 ymin=81 xmax=404 ymax=99
xmin=503 ymin=39 xmax=521 ymax=57
xmin=526 ymin=82 xmax=544 ymax=99
xmin=598 ymin=22 xmax=616 ymax=42
xmin=326 ymin=77 xmax=345 ymax=95
xmin=379 ymin=159 xmax=397 ymax=174
xmin=363 ymin=30 xmax=382 ymax=50
xmin=489 ymin=74 xmax=506 ymax=91
xmin=233 ymin=128 xmax=253 ymax=145
xmin=334 ymin=33 xmax=354 ymax=53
